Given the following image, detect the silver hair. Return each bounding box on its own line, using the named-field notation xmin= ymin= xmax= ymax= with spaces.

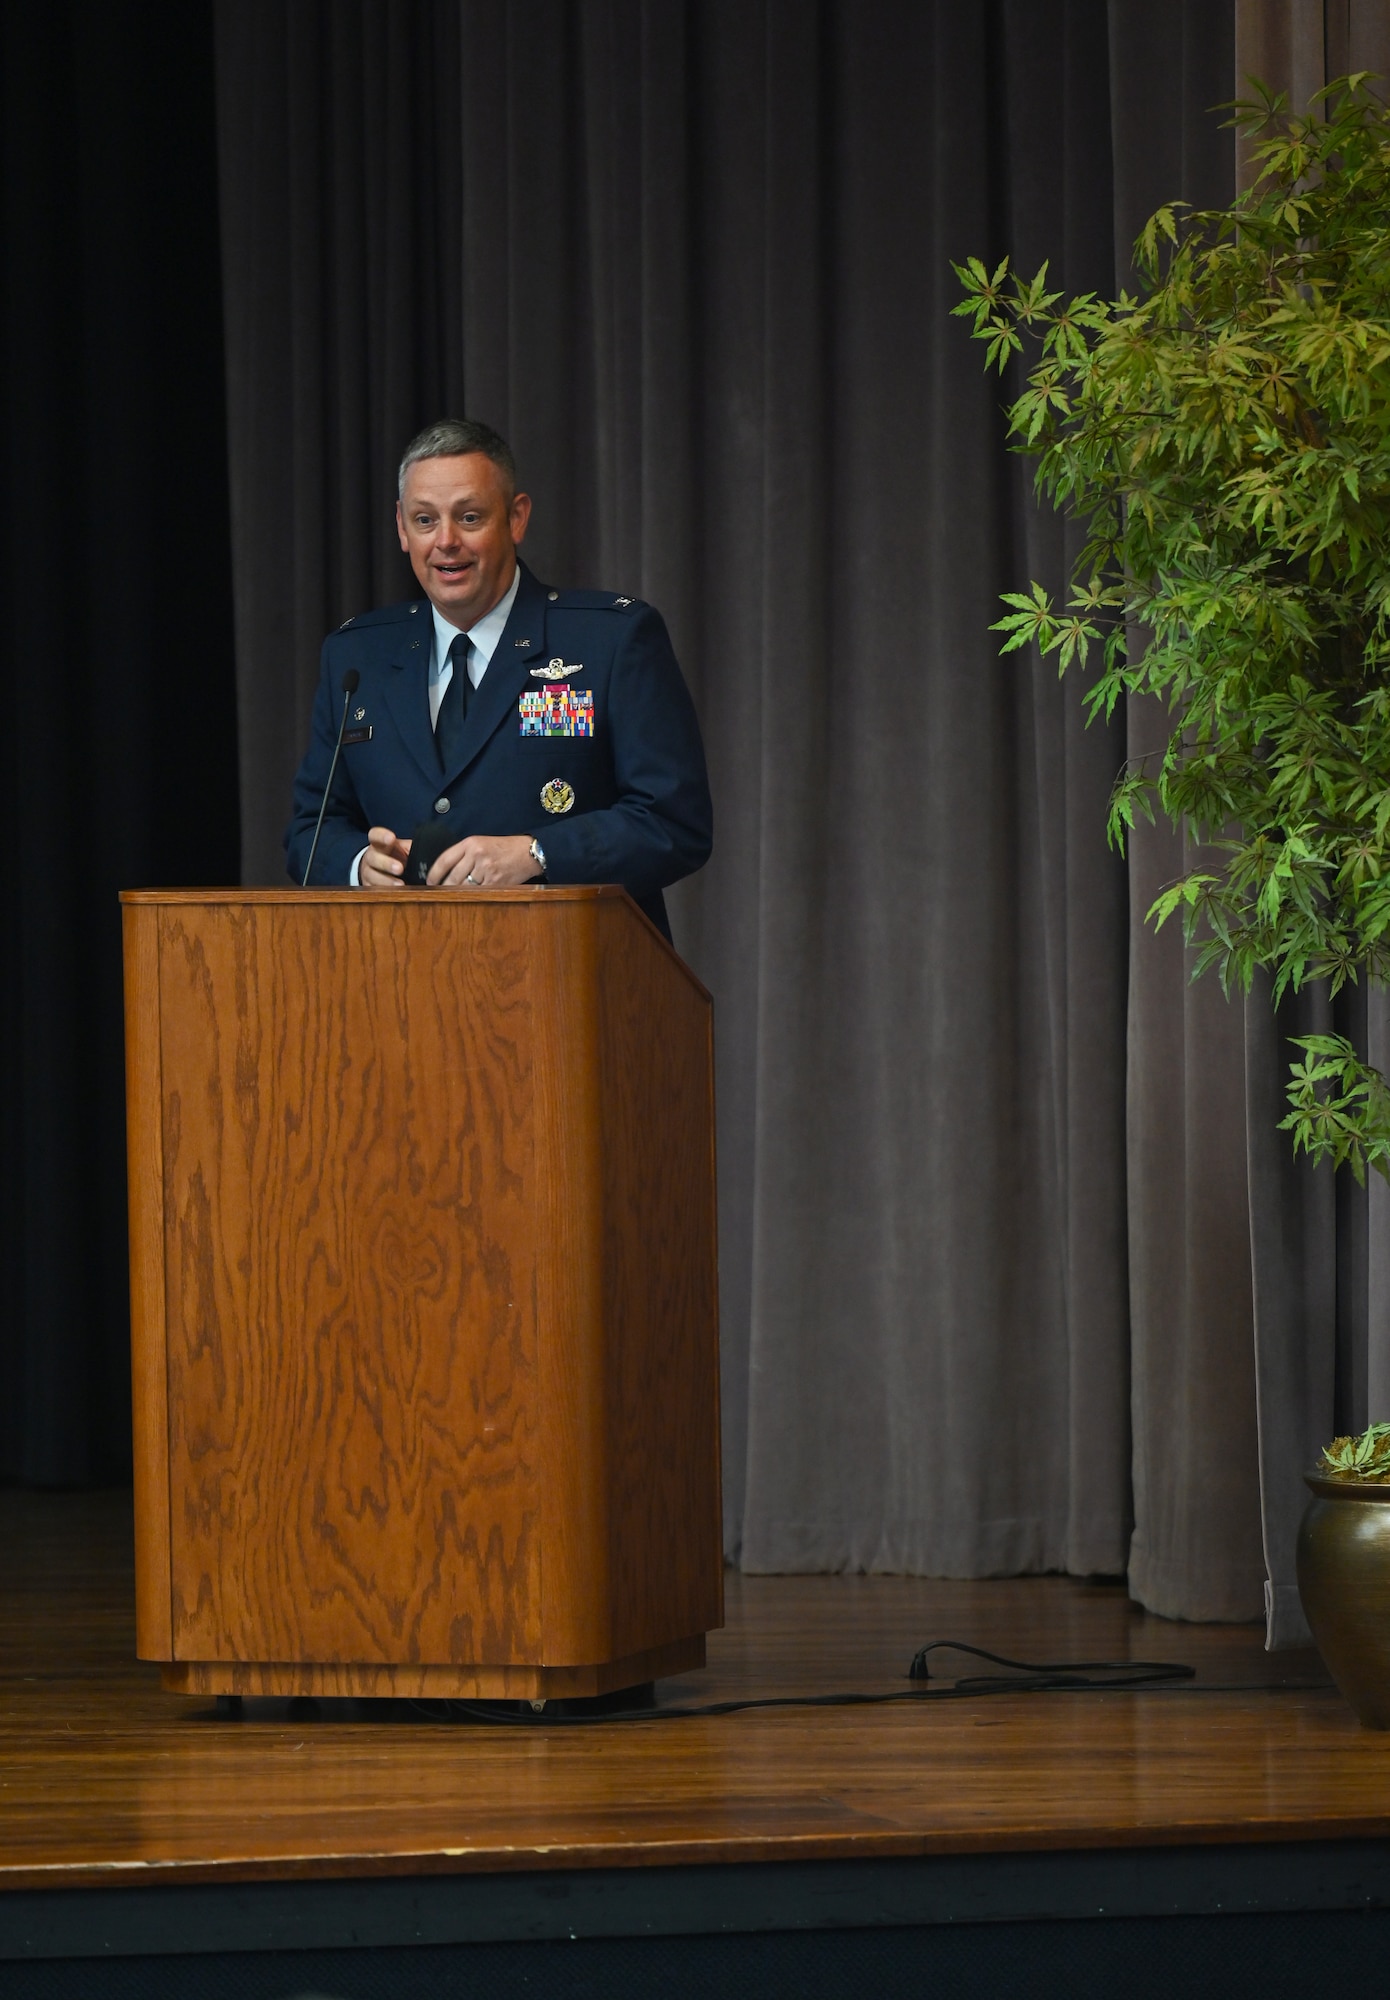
xmin=397 ymin=418 xmax=516 ymax=500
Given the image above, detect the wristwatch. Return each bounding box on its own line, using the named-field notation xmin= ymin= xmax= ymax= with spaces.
xmin=528 ymin=837 xmax=547 ymax=880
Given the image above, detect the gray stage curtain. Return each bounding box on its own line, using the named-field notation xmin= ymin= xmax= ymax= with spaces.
xmin=1109 ymin=6 xmax=1269 ymax=1627
xmin=218 ymin=0 xmax=1383 ymax=1626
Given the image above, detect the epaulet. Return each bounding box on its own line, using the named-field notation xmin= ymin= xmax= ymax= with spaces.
xmin=545 ymin=586 xmax=646 ymax=614
xmin=333 ymin=599 xmax=423 ymax=633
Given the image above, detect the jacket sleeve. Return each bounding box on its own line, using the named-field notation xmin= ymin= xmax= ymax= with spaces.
xmin=283 ymin=639 xmax=371 ymax=885
xmin=531 ymin=607 xmax=713 ymax=899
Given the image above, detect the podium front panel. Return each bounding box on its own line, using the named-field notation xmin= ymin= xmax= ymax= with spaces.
xmin=123 ymin=889 xmax=722 ymax=1689
xmin=153 ymin=897 xmax=543 ymax=1666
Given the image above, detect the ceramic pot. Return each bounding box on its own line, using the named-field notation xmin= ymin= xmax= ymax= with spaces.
xmin=1297 ymin=1472 xmax=1390 ymax=1727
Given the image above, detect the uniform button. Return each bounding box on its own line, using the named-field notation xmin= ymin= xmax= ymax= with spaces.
xmin=434 ymin=797 xmax=450 ymax=814
xmin=548 ymin=590 xmax=559 ymax=601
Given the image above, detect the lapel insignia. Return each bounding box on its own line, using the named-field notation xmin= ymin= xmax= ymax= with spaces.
xmin=353 ymin=707 xmax=366 ymax=721
xmin=540 ymin=778 xmax=577 ymax=815
xmin=516 ymin=637 xmax=532 ymax=647
xmin=520 ymin=689 xmax=594 ymax=737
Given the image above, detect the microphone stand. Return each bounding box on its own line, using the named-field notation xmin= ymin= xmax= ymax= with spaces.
xmin=303 ymin=669 xmax=360 ymax=885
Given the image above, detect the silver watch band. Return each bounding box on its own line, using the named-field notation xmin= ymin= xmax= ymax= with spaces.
xmin=529 ymin=837 xmax=547 ymax=878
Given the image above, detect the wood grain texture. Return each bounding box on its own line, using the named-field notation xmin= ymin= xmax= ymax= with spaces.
xmin=531 ymin=900 xmax=612 ymax=1662
xmin=160 ymin=1636 xmax=704 ymax=1699
xmin=122 ymin=903 xmax=172 ymax=1658
xmin=527 ymin=895 xmax=722 ymax=1663
xmin=0 ymin=1489 xmax=1375 ymax=1895
xmin=122 ymin=888 xmax=722 ymax=1678
xmin=594 ymin=896 xmax=723 ymax=1658
xmin=151 ymin=895 xmax=542 ymax=1668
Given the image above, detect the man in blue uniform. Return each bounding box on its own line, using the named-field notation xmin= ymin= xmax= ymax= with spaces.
xmin=285 ymin=418 xmax=712 ymax=939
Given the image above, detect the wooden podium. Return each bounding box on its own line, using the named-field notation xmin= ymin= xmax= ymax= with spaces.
xmin=121 ymin=887 xmax=722 ymax=1699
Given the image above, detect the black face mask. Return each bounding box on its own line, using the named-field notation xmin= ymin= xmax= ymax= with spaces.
xmin=401 ymin=816 xmax=466 ymax=886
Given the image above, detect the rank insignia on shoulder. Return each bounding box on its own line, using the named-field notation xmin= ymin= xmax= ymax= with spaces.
xmin=540 ymin=778 xmax=576 ymax=815
xmin=613 ymin=596 xmax=633 ymax=607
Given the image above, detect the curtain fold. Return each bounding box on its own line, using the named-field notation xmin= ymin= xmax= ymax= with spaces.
xmin=727 ymin=0 xmax=1133 ymax=1577
xmin=1105 ymin=2 xmax=1271 ymax=1625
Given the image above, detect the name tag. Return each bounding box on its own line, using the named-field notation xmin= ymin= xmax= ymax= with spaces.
xmin=342 ymin=725 xmax=373 ymax=745
xmin=519 ymin=688 xmax=594 ymax=737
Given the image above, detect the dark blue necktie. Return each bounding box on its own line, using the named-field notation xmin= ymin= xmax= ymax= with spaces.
xmin=434 ymin=631 xmax=472 ymax=772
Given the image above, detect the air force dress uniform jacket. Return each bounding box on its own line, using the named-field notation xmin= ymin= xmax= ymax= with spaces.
xmin=285 ymin=562 xmax=712 ymax=938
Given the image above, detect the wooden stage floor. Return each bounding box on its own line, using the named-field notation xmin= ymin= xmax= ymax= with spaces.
xmin=9 ymin=1484 xmax=1390 ymax=1994
xmin=2 ymin=1484 xmax=1387 ymax=1889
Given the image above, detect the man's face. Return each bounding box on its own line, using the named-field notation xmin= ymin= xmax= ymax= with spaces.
xmin=395 ymin=453 xmax=532 ymax=629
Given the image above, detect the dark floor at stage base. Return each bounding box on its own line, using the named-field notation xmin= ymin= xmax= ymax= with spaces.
xmin=7 ymin=1910 xmax=1390 ymax=2000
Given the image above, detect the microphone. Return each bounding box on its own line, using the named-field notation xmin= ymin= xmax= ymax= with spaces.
xmin=303 ymin=668 xmax=361 ymax=886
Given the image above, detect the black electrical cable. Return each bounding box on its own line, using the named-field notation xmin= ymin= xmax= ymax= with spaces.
xmin=404 ymin=1641 xmax=1211 ymax=1727
xmin=907 ymin=1639 xmax=1194 ymax=1690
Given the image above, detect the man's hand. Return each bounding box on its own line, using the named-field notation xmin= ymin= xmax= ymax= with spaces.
xmin=359 ymin=826 xmax=412 ymax=887
xmin=427 ymin=833 xmax=539 ymax=888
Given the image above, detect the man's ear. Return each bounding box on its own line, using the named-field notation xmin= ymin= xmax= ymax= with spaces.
xmin=510 ymin=492 xmax=533 ymax=546
xmin=395 ymin=501 xmax=409 ymax=553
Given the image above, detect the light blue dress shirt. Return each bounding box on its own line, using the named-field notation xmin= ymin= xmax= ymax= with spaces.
xmin=350 ymin=566 xmax=523 ymax=883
